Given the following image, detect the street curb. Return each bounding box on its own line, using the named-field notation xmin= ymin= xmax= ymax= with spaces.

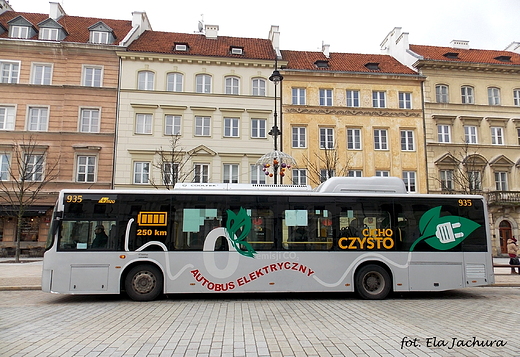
xmin=0 ymin=286 xmax=41 ymax=291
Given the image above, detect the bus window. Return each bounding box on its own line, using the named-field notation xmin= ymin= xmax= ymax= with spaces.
xmin=248 ymin=209 xmax=274 ymax=251
xmin=174 ymin=208 xmax=222 ymax=250
xmin=58 ymin=220 xmax=117 ymax=250
xmin=283 ymin=208 xmax=333 ymax=250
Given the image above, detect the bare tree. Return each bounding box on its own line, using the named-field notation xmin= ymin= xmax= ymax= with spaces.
xmin=0 ymin=135 xmax=59 ymax=262
xmin=301 ymin=144 xmax=351 ymax=186
xmin=149 ymin=135 xmax=195 ymax=189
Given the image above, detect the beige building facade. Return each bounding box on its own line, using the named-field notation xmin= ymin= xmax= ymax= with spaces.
xmin=382 ymin=27 xmax=520 ymax=256
xmin=114 ymin=26 xmax=280 ymax=188
xmin=279 ymin=49 xmax=427 ymax=191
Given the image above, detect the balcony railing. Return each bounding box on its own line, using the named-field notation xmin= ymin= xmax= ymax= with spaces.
xmin=486 ymin=191 xmax=520 ymax=204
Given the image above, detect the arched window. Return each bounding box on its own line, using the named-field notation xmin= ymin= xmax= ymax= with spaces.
xmin=196 ymin=74 xmax=212 ymax=93
xmin=138 ymin=70 xmax=154 ymax=90
xmin=435 ymin=84 xmax=449 ymax=103
xmin=166 ymin=72 xmax=183 ymax=92
xmin=225 ymin=76 xmax=240 ymax=95
xmin=252 ymin=78 xmax=266 ymax=96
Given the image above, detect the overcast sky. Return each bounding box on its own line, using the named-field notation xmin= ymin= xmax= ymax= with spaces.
xmin=11 ymin=0 xmax=520 ymax=54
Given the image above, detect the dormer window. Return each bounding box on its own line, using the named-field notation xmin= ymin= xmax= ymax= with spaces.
xmin=494 ymin=55 xmax=511 ymax=62
xmin=174 ymin=43 xmax=188 ymax=51
xmin=40 ymin=28 xmax=59 ymax=41
xmin=443 ymin=52 xmax=460 ymax=59
xmin=10 ymin=25 xmax=29 ymax=39
xmin=88 ymin=22 xmax=115 ymax=44
xmin=230 ymin=47 xmax=243 ymax=55
xmin=315 ymin=60 xmax=329 ymax=69
xmin=365 ymin=62 xmax=380 ymax=71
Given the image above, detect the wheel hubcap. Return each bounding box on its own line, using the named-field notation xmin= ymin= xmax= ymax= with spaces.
xmin=364 ymin=272 xmax=383 ymax=294
xmin=132 ymin=271 xmax=156 ymax=294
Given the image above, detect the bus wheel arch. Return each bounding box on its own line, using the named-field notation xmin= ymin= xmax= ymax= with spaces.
xmin=123 ymin=262 xmax=164 ymax=301
xmin=354 ymin=262 xmax=392 ymax=300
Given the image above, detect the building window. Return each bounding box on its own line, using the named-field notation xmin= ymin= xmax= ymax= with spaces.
xmin=252 ymin=78 xmax=266 ymax=96
xmin=224 ymin=117 xmax=239 ymax=137
xmin=488 ymin=87 xmax=501 ymax=105
xmin=400 ymin=130 xmax=415 ymax=151
xmin=135 ymin=114 xmax=152 ymax=134
xmin=348 ymin=170 xmax=362 ymax=177
xmin=346 ymin=90 xmax=360 ymax=107
xmin=376 ymin=170 xmax=390 ymax=177
xmin=402 ymin=171 xmax=416 ymax=192
xmin=223 ymin=164 xmax=239 ymax=183
xmin=225 ymin=76 xmax=240 ymax=95
xmin=372 ymin=91 xmax=386 ymax=108
xmin=514 ymin=89 xmax=520 ymax=106
xmin=27 ymin=107 xmax=48 ymax=131
xmin=319 ymin=89 xmax=333 ymax=106
xmin=24 ymin=154 xmax=44 ymax=182
xmin=83 ymin=66 xmax=102 ymax=87
xmin=292 ymin=169 xmax=307 ymax=185
xmin=440 ymin=170 xmax=454 ymax=191
xmin=251 ymin=119 xmax=266 ymax=138
xmin=320 ymin=169 xmax=335 ymax=183
xmin=437 ymin=125 xmax=451 ymax=143
xmin=495 ymin=171 xmax=508 ymax=191
xmin=138 ymin=71 xmax=154 ymax=91
xmin=436 ymin=84 xmax=449 ymax=103
xmin=194 ymin=164 xmax=209 ymax=183
xmin=76 ymin=156 xmax=96 ymax=183
xmin=0 ymin=106 xmax=15 ymax=130
xmin=91 ymin=31 xmax=109 ymax=44
xmin=195 ymin=116 xmax=211 ymax=136
xmin=398 ymin=92 xmax=412 ymax=109
xmin=39 ymin=28 xmax=59 ymax=41
xmin=461 ymin=86 xmax=474 ymax=104
xmin=166 ymin=72 xmax=183 ymax=92
xmin=491 ymin=127 xmax=504 ymax=145
xmin=319 ymin=128 xmax=334 ymax=149
xmin=374 ymin=129 xmax=388 ymax=150
xmin=469 ymin=171 xmax=482 ymax=191
xmin=292 ymin=88 xmax=306 ymax=105
xmin=133 ymin=162 xmax=150 ymax=184
xmin=0 ymin=154 xmax=9 ymax=181
xmin=292 ymin=127 xmax=306 ymax=148
xmin=347 ymin=128 xmax=361 ymax=150
xmin=518 ymin=128 xmax=520 ymax=145
xmin=165 ymin=115 xmax=181 ymax=135
xmin=31 ymin=64 xmax=52 ymax=85
xmin=163 ymin=162 xmax=179 ymax=185
xmin=0 ymin=61 xmax=20 ymax=84
xmin=80 ymin=108 xmax=100 ymax=133
xmin=196 ymin=74 xmax=212 ymax=93
xmin=11 ymin=25 xmax=29 ymax=39
xmin=464 ymin=125 xmax=478 ymax=144
xmin=250 ymin=164 xmax=266 ymax=184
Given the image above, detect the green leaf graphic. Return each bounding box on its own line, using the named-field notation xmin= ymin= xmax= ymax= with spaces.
xmin=410 ymin=206 xmax=480 ymax=251
xmin=226 ymin=208 xmax=256 ymax=258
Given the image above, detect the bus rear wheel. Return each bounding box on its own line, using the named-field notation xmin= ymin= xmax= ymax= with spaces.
xmin=355 ymin=264 xmax=391 ymax=300
xmin=125 ymin=264 xmax=163 ymax=301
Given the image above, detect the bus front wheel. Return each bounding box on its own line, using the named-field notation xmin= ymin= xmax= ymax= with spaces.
xmin=354 ymin=264 xmax=391 ymax=300
xmin=125 ymin=264 xmax=163 ymax=301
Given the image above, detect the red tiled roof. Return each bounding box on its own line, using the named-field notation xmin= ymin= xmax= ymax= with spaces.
xmin=280 ymin=50 xmax=418 ymax=75
xmin=410 ymin=44 xmax=520 ymax=66
xmin=0 ymin=11 xmax=133 ymax=43
xmin=127 ymin=30 xmax=277 ymax=60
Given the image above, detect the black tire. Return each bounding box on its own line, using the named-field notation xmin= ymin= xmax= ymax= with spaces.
xmin=354 ymin=264 xmax=392 ymax=300
xmin=125 ymin=264 xmax=163 ymax=301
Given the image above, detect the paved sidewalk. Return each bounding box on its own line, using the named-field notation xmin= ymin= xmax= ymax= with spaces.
xmin=1 ymin=257 xmax=519 ymax=290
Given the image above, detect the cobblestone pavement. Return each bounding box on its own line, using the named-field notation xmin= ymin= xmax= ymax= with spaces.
xmin=1 ymin=287 xmax=519 ymax=357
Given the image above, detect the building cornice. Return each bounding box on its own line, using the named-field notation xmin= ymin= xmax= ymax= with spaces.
xmin=415 ymin=60 xmax=520 ymax=74
xmin=285 ymin=106 xmax=422 ymax=117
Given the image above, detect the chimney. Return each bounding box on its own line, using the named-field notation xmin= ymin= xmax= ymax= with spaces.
xmin=322 ymin=41 xmax=330 ymax=58
xmin=0 ymin=0 xmax=14 ymax=14
xmin=450 ymin=40 xmax=469 ymax=50
xmin=269 ymin=25 xmax=281 ymax=58
xmin=505 ymin=42 xmax=520 ymax=54
xmin=49 ymin=2 xmax=66 ymax=20
xmin=205 ymin=24 xmax=219 ymax=39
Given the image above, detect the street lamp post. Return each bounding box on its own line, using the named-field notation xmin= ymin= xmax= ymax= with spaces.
xmin=268 ymin=69 xmax=283 ymax=184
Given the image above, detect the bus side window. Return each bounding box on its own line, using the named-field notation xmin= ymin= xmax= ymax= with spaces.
xmin=174 ymin=208 xmax=222 ymax=250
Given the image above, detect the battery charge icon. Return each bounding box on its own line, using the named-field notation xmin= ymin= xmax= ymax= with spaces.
xmin=138 ymin=212 xmax=168 ymax=226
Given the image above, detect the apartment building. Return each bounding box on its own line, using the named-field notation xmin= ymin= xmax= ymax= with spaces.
xmin=382 ymin=27 xmax=520 ymax=255
xmin=114 ymin=25 xmax=280 ymax=188
xmin=279 ymin=46 xmax=426 ymax=191
xmin=0 ymin=1 xmax=149 ymax=254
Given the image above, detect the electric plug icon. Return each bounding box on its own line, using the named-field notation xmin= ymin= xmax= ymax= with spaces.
xmin=435 ymin=222 xmax=463 ymax=243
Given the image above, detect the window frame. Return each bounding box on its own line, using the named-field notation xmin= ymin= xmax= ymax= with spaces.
xmin=133 ymin=161 xmax=150 ymax=184
xmin=27 ymin=106 xmax=49 ymax=132
xmin=319 ymin=89 xmax=333 ymax=106
xmin=193 ymin=163 xmax=209 ymax=183
xmin=292 ymin=127 xmax=306 ymax=148
xmin=347 ymin=128 xmax=361 ymax=150
xmin=166 ymin=72 xmax=183 ymax=92
xmin=374 ymin=129 xmax=388 ymax=150
xmin=0 ymin=105 xmax=15 ymax=130
xmin=24 ymin=154 xmax=44 ymax=182
xmin=292 ymin=169 xmax=307 ymax=185
xmin=464 ymin=125 xmax=478 ymax=144
xmin=196 ymin=74 xmax=212 ymax=93
xmin=461 ymin=86 xmax=474 ymax=104
xmin=488 ymin=87 xmax=501 ymax=106
xmin=91 ymin=31 xmax=110 ymax=44
xmin=163 ymin=162 xmax=179 ymax=185
xmin=437 ymin=125 xmax=451 ymax=143
xmin=76 ymin=155 xmax=96 ymax=183
xmin=39 ymin=27 xmax=59 ymax=41
xmin=31 ymin=63 xmax=52 ymax=85
xmin=252 ymin=78 xmax=266 ymax=96
xmin=135 ymin=113 xmax=153 ymax=135
xmin=319 ymin=127 xmax=334 ymax=149
xmin=372 ymin=91 xmax=386 ymax=108
xmin=165 ymin=115 xmax=181 ymax=136
xmin=402 ymin=171 xmax=416 ymax=192
xmin=79 ymin=108 xmax=100 ymax=133
xmin=224 ymin=117 xmax=240 ymax=137
xmin=223 ymin=164 xmax=239 ymax=183
xmin=0 ymin=153 xmax=10 ymax=181
xmin=292 ymin=88 xmax=306 ymax=105
xmin=346 ymin=90 xmax=360 ymax=107
xmin=82 ymin=65 xmax=103 ymax=87
xmin=400 ymin=130 xmax=415 ymax=151
xmin=440 ymin=169 xmax=454 ymax=191
xmin=398 ymin=92 xmax=412 ymax=109
xmin=251 ymin=118 xmax=266 ymax=138
xmin=491 ymin=126 xmax=504 ymax=145
xmin=0 ymin=60 xmax=20 ymax=84
xmin=138 ymin=70 xmax=155 ymax=91
xmin=514 ymin=89 xmax=520 ymax=106
xmin=195 ymin=116 xmax=211 ymax=136
xmin=11 ymin=25 xmax=29 ymax=39
xmin=494 ymin=171 xmax=508 ymax=191
xmin=225 ymin=76 xmax=240 ymax=95
xmin=250 ymin=164 xmax=266 ymax=184
xmin=436 ymin=84 xmax=449 ymax=103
